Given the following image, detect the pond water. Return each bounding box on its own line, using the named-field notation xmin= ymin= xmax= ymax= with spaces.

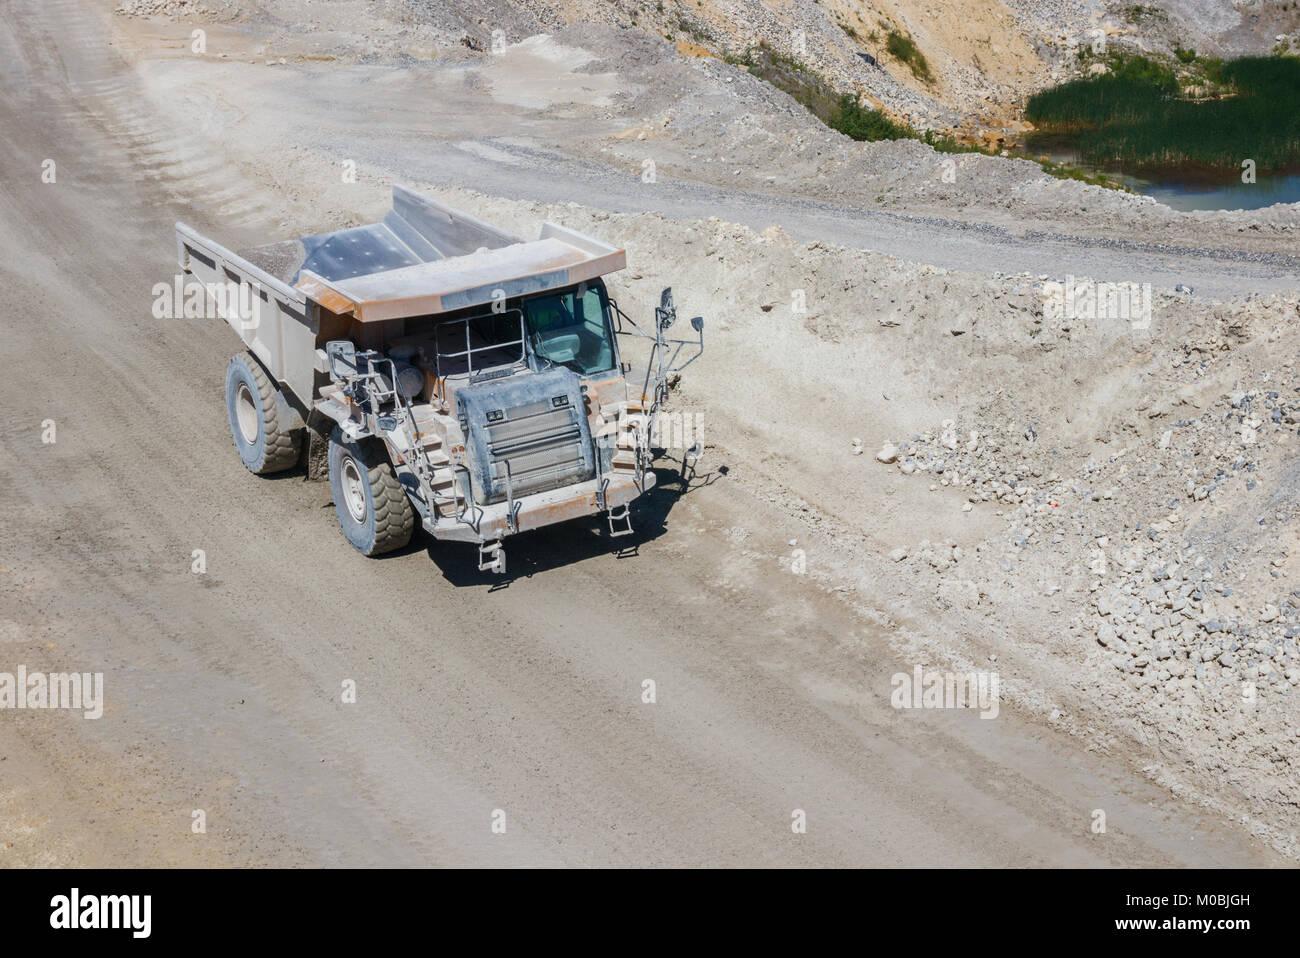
xmin=1024 ymin=139 xmax=1300 ymax=211
xmin=1123 ymin=172 xmax=1300 ymax=212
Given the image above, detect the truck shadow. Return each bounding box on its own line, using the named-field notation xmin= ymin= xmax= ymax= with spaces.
xmin=419 ymin=456 xmax=727 ymax=588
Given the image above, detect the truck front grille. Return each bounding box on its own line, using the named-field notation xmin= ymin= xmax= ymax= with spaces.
xmin=457 ymin=368 xmax=595 ymax=505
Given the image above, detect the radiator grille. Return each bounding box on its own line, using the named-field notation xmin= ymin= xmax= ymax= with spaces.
xmin=457 ymin=368 xmax=595 ymax=505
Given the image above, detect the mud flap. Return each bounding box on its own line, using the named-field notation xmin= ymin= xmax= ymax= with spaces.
xmin=302 ymin=413 xmax=333 ymax=480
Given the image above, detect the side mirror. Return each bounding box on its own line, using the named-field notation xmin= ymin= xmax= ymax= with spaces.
xmin=326 ymin=340 xmax=357 ymax=379
xmin=690 ymin=316 xmax=704 ymax=333
xmin=656 ymin=288 xmax=676 ymax=332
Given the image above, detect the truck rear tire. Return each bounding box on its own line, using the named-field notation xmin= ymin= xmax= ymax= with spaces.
xmin=225 ymin=353 xmax=301 ymax=474
xmin=328 ymin=428 xmax=415 ymax=556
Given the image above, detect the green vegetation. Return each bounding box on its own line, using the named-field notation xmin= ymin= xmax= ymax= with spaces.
xmin=1035 ymin=157 xmax=1120 ymax=189
xmin=1025 ymin=52 xmax=1300 ymax=173
xmin=726 ymin=45 xmax=950 ymax=146
xmin=1026 ymin=53 xmax=1179 ymax=127
xmin=724 ymin=42 xmax=842 ymax=120
xmin=828 ymin=94 xmax=913 ymax=141
xmin=920 ymin=129 xmax=990 ymax=156
xmin=725 ymin=42 xmax=1123 ymax=188
xmin=885 ymin=29 xmax=932 ymax=83
xmin=673 ymin=13 xmax=707 ymax=43
xmin=1122 ymin=4 xmax=1168 ymax=22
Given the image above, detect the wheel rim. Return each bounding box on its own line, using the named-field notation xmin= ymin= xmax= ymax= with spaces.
xmin=341 ymin=456 xmax=369 ymax=523
xmin=235 ymin=382 xmax=259 ymax=445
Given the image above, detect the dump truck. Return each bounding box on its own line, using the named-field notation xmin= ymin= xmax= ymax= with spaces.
xmin=176 ymin=186 xmax=703 ymax=573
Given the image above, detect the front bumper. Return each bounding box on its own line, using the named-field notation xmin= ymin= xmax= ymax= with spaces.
xmin=425 ymin=471 xmax=654 ymax=542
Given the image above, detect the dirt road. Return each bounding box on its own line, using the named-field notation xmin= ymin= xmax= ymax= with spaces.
xmin=0 ymin=0 xmax=1284 ymax=866
xmin=365 ymin=138 xmax=1300 ymax=302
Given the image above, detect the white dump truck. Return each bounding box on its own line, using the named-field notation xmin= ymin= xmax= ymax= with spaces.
xmin=176 ymin=186 xmax=702 ymax=572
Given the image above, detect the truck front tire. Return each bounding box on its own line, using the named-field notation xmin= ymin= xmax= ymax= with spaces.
xmin=328 ymin=428 xmax=415 ymax=556
xmin=225 ymin=353 xmax=301 ymax=474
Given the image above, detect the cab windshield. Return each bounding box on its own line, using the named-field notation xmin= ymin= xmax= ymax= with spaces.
xmin=522 ymin=283 xmax=616 ymax=376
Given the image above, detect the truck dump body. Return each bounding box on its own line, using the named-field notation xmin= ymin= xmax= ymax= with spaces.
xmin=176 ymin=185 xmax=702 ymax=571
xmin=235 ymin=186 xmax=627 ymax=323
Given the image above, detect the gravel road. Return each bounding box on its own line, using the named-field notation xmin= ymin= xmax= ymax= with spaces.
xmin=367 ymin=138 xmax=1300 ymax=302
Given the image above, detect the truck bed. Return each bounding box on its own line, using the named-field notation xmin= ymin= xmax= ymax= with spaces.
xmin=175 ymin=185 xmax=628 ymax=404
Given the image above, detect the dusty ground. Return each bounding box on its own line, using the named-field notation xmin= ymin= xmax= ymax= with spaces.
xmin=0 ymin=0 xmax=1296 ymax=866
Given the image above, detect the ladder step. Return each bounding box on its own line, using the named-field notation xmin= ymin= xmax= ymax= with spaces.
xmin=412 ymin=422 xmax=442 ymax=441
xmin=314 ymin=398 xmax=350 ymax=422
xmin=478 ymin=540 xmax=506 ymax=574
xmin=607 ymin=503 xmax=633 ymax=537
xmin=600 ymin=401 xmax=649 ymax=418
